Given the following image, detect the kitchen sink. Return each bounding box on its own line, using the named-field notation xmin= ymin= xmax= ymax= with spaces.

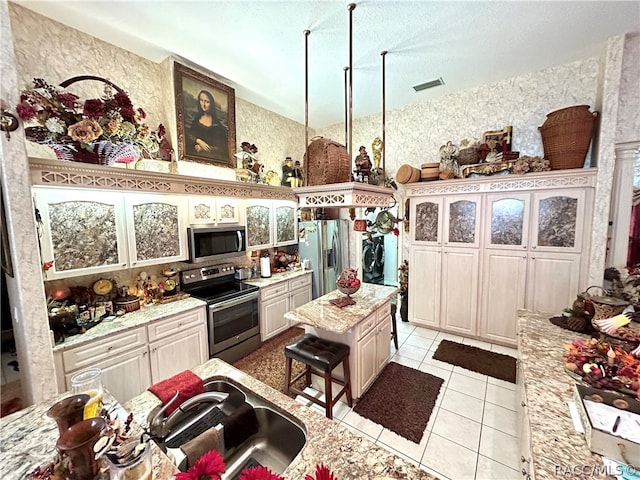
xmin=152 ymin=378 xmax=307 ymax=479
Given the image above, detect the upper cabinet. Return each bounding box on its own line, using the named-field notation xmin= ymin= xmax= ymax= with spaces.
xmin=34 ymin=187 xmax=188 ymax=279
xmin=187 ymin=197 xmax=241 ymax=225
xmin=246 ymin=200 xmax=297 ymax=250
xmin=411 ymin=195 xmax=481 ymax=248
xmin=34 ymin=188 xmax=129 ymax=278
xmin=124 ymin=194 xmax=188 ymax=268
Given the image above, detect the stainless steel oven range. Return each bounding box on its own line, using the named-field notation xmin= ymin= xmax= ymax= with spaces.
xmin=181 ymin=263 xmax=260 ymax=364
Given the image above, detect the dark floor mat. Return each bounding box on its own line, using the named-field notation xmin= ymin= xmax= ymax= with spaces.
xmin=433 ymin=340 xmax=516 ymax=383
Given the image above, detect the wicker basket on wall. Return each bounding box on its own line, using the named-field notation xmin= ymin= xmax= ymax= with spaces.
xmin=304 ymin=137 xmax=352 ymax=185
xmin=539 ymin=105 xmax=598 ymax=170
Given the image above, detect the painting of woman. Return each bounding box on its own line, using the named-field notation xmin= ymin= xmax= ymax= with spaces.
xmin=174 ymin=62 xmax=236 ymax=167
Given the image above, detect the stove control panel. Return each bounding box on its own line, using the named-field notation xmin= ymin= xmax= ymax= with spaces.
xmin=181 ymin=263 xmax=236 ymax=285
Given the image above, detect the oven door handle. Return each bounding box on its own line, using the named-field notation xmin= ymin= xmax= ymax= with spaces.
xmin=208 ymin=292 xmax=259 ymax=312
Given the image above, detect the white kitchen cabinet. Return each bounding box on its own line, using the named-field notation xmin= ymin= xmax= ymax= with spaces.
xmin=54 ymin=306 xmax=207 ymax=403
xmin=56 ymin=325 xmax=151 ymax=403
xmin=440 ymin=248 xmax=479 ymax=336
xmin=147 ymin=307 xmax=208 ymax=383
xmin=33 ymin=187 xmax=129 ymax=279
xmin=246 ymin=200 xmax=297 ymax=250
xmin=259 ymin=273 xmax=312 ymax=341
xmin=34 ymin=187 xmax=188 ymax=278
xmin=357 ymin=326 xmax=378 ymax=395
xmin=355 ymin=303 xmax=392 ymax=396
xmin=188 ymin=197 xmax=241 ymax=225
xmin=125 ymin=193 xmax=188 ymax=267
xmin=406 ymin=169 xmax=595 ymax=345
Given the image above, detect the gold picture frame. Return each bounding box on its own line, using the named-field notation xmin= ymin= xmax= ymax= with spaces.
xmin=174 ymin=62 xmax=236 ymax=167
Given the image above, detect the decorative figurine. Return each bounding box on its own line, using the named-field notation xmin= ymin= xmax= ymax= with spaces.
xmin=354 ymin=145 xmax=372 ymax=183
xmin=281 ymin=156 xmax=295 ymax=186
xmin=293 ymin=160 xmax=304 ymax=187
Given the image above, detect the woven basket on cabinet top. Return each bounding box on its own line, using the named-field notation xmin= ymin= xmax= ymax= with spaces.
xmin=539 ymin=105 xmax=598 ymax=170
xmin=304 ymin=137 xmax=352 ymax=185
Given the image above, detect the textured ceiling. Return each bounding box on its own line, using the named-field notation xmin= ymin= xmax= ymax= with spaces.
xmin=13 ymin=0 xmax=640 ymax=128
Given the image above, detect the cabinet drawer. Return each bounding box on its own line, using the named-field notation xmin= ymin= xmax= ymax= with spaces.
xmin=260 ymin=281 xmax=289 ymax=301
xmin=62 ymin=326 xmax=147 ymax=372
xmin=377 ymin=301 xmax=391 ymax=322
xmin=288 ymin=274 xmax=311 ymax=290
xmin=356 ymin=313 xmax=377 ymax=340
xmin=147 ymin=307 xmax=206 ymax=342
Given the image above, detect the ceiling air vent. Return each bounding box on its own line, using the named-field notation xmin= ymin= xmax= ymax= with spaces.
xmin=413 ymin=77 xmax=445 ymax=92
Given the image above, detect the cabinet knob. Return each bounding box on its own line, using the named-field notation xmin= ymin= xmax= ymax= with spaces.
xmin=531 ymin=246 xmax=536 ymax=250
xmin=521 ymin=401 xmax=526 ymax=407
xmin=107 ymin=346 xmax=113 ymax=351
xmin=522 ymin=469 xmax=528 ymax=476
xmin=521 ymin=456 xmax=530 ymax=464
xmin=142 ymin=351 xmax=147 ymax=356
xmin=522 ymin=256 xmax=526 ymax=259
xmin=523 ymin=245 xmax=527 ymax=249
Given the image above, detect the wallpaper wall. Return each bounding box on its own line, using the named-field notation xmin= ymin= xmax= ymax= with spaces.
xmin=616 ymin=32 xmax=640 ymax=143
xmin=8 ymin=3 xmax=311 ymax=182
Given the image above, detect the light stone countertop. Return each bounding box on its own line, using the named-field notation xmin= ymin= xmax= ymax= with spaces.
xmin=0 ymin=392 xmax=176 ymax=480
xmin=518 ymin=309 xmax=610 ymax=479
xmin=243 ymin=268 xmax=312 ymax=288
xmin=124 ymin=358 xmax=438 ymax=480
xmin=284 ymin=283 xmax=400 ymax=333
xmin=52 ymin=297 xmax=207 ymax=352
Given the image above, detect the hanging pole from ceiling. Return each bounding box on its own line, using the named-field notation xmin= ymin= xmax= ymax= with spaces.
xmin=343 ymin=66 xmax=349 ymax=148
xmin=303 ymin=29 xmax=310 ymax=186
xmin=347 ymin=3 xmax=355 ymax=162
xmin=381 ymin=50 xmax=388 ymax=178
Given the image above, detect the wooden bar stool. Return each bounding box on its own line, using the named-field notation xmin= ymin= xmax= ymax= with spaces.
xmin=284 ymin=334 xmax=352 ymax=419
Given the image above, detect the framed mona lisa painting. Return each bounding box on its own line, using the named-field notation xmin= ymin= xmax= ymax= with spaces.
xmin=174 ymin=62 xmax=236 ymax=167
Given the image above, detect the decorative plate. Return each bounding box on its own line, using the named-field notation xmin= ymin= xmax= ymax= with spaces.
xmin=92 ymin=279 xmax=113 ymax=296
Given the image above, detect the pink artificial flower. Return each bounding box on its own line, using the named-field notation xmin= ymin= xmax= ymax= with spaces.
xmin=305 ymin=464 xmax=338 ymax=480
xmin=238 ymin=466 xmax=284 ymax=480
xmin=175 ymin=450 xmax=226 ymax=480
xmin=157 ymin=123 xmax=166 ymax=138
xmin=16 ymin=101 xmax=37 ymax=120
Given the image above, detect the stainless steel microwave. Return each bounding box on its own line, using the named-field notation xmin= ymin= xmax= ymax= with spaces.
xmin=187 ymin=226 xmax=246 ymax=263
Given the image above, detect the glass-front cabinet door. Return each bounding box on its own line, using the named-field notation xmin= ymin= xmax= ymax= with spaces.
xmin=530 ymin=190 xmax=585 ymax=253
xmin=411 ymin=197 xmax=442 ymax=245
xmin=485 ymin=193 xmax=530 ymax=250
xmin=125 ymin=194 xmax=188 ymax=267
xmin=274 ymin=200 xmax=297 ymax=247
xmin=246 ymin=201 xmax=273 ymax=249
xmin=33 ymin=187 xmax=129 ymax=279
xmin=443 ymin=195 xmax=482 ymax=248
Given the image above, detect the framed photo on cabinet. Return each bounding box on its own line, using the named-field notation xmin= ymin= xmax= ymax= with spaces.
xmin=174 ymin=62 xmax=236 ymax=167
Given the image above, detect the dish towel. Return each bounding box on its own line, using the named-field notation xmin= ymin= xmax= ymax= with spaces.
xmin=180 ymin=426 xmax=222 ymax=468
xmin=221 ymin=402 xmax=259 ymax=449
xmin=147 ymin=370 xmax=204 ymax=416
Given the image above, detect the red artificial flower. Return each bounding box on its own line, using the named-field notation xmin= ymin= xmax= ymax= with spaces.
xmin=56 ymin=92 xmax=79 ymax=109
xmin=113 ymin=91 xmax=133 ymax=108
xmin=136 ymin=107 xmax=146 ymax=119
xmin=238 ymin=466 xmax=284 ymax=480
xmin=175 ymin=450 xmax=226 ymax=480
xmin=305 ymin=464 xmax=338 ymax=480
xmin=42 ymin=261 xmax=54 ymax=272
xmin=83 ymin=99 xmax=104 ymax=119
xmin=157 ymin=123 xmax=166 ymax=138
xmin=16 ymin=101 xmax=37 ymax=120
xmin=392 ymin=227 xmax=400 ymax=236
xmin=120 ymin=106 xmax=136 ymax=122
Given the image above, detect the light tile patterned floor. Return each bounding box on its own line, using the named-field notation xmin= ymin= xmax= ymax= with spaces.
xmin=296 ymin=321 xmax=520 ymax=480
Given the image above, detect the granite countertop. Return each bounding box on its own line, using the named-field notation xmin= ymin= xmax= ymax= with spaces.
xmin=52 ymin=297 xmax=207 ymax=352
xmin=283 ymin=284 xmax=399 ymax=334
xmin=517 ymin=309 xmax=607 ymax=479
xmin=243 ymin=269 xmax=312 ymax=288
xmin=0 ymin=392 xmax=176 ymax=480
xmin=124 ymin=358 xmax=437 ymax=480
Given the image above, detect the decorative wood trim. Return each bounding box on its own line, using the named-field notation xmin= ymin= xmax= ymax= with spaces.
xmin=294 ymin=182 xmax=395 ymax=208
xmin=404 ymin=168 xmax=598 ymax=197
xmin=29 ymin=157 xmax=296 ymax=200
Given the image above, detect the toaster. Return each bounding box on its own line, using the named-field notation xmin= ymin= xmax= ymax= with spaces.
xmin=234 ymin=267 xmax=252 ymax=280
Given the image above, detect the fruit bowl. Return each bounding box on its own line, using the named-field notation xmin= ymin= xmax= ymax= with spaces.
xmin=337 ymin=283 xmax=360 ymax=296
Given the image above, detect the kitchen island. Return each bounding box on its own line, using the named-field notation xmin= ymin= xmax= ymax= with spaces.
xmin=284 ymin=284 xmax=399 ymax=399
xmin=0 ymin=357 xmax=438 ymax=479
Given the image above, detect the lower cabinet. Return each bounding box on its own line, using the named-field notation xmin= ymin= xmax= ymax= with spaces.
xmin=357 ymin=307 xmax=392 ymax=395
xmin=54 ymin=306 xmax=207 ymax=403
xmin=259 ymin=273 xmax=312 ymax=341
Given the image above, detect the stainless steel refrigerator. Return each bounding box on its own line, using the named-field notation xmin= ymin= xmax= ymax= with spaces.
xmin=298 ymin=220 xmax=349 ymax=299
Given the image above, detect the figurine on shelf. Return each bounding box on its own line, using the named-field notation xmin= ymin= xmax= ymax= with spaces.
xmin=281 ymin=156 xmax=295 ymax=187
xmin=354 ymin=145 xmax=372 ymax=183
xmin=293 ymin=160 xmax=304 ymax=187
